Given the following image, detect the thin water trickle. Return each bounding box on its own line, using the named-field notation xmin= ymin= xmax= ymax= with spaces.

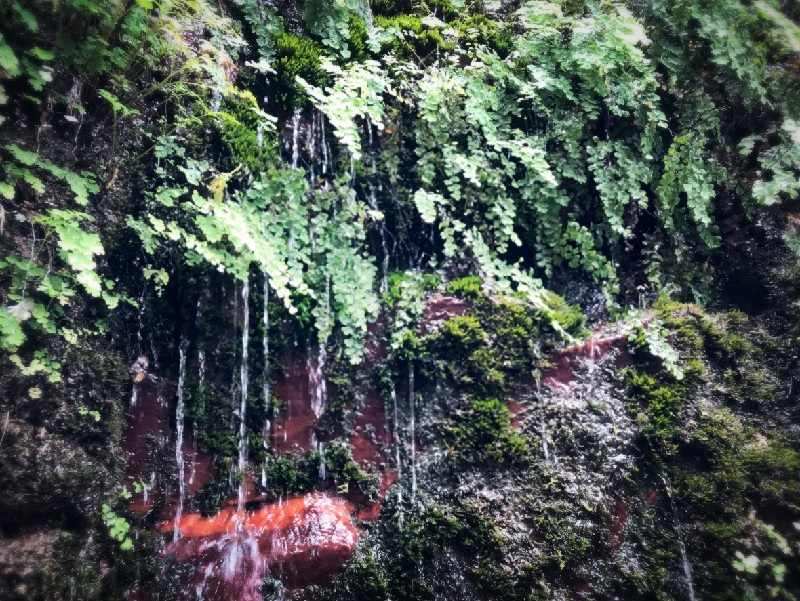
xmin=198 ymin=350 xmax=205 ymax=393
xmin=320 ymin=109 xmax=329 ymax=175
xmin=662 ymin=474 xmax=698 ymax=601
xmin=318 ymin=441 xmax=326 ymax=480
xmin=291 ymin=109 xmax=301 ymax=169
xmin=211 ymin=85 xmax=222 ymax=113
xmin=367 ymin=185 xmax=389 ymax=293
xmin=409 ymin=361 xmax=417 ymax=501
xmin=174 ymin=338 xmax=188 ymax=542
xmin=391 ymin=382 xmax=402 ymax=506
xmin=263 ymin=278 xmax=271 ymax=445
xmin=238 ymin=279 xmax=251 ymax=510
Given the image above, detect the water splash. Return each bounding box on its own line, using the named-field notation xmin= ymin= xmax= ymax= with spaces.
xmin=238 ymin=279 xmax=250 ymax=510
xmin=174 ymin=338 xmax=188 ymax=542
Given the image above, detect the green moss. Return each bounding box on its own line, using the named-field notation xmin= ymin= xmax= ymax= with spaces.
xmin=326 ymin=502 xmax=506 ymax=601
xmin=541 ymin=290 xmax=586 ymax=338
xmin=373 ymin=15 xmax=453 ymax=58
xmin=447 ymin=398 xmax=528 ymax=465
xmin=218 ymin=90 xmax=278 ymax=174
xmin=744 ymin=440 xmax=800 ymax=505
xmin=457 ymin=15 xmax=514 ymax=57
xmin=382 ymin=270 xmax=440 ymax=306
xmin=347 ymin=14 xmax=368 ymax=59
xmin=261 ymin=452 xmax=321 ymax=497
xmin=192 ymin=386 xmax=238 ymax=458
xmin=434 ymin=315 xmax=486 ymax=350
xmin=323 ymin=439 xmax=375 ymax=497
xmin=445 ymin=275 xmax=484 ymax=300
xmin=269 ymin=33 xmax=326 ymax=108
xmin=626 ymin=370 xmax=686 ymax=456
xmin=369 ymin=0 xmax=414 ymax=17
xmin=557 ymin=0 xmax=586 ymax=16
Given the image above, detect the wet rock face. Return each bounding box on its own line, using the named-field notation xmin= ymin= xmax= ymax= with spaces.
xmin=0 ymin=530 xmax=59 ymax=600
xmin=0 ymin=347 xmax=124 ymax=532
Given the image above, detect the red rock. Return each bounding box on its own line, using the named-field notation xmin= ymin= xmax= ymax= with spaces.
xmin=162 ymin=493 xmax=359 ymax=598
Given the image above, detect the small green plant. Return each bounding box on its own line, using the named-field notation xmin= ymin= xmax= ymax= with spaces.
xmin=101 ymin=504 xmax=133 ymax=551
xmin=78 ymin=407 xmax=101 ymax=422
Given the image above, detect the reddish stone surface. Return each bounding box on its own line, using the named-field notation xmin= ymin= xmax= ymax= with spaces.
xmin=120 ymin=382 xmax=169 ymax=513
xmin=507 ymin=400 xmax=523 ymax=429
xmin=609 ymin=499 xmax=629 ymax=551
xmin=161 ymin=493 xmax=359 ymax=599
xmin=419 ymin=295 xmax=470 ymax=335
xmin=541 ymin=334 xmax=631 ymax=389
xmin=121 ymin=382 xmax=215 ymax=513
xmin=271 ymin=347 xmax=318 ymax=454
xmin=645 ymin=489 xmax=660 ymax=504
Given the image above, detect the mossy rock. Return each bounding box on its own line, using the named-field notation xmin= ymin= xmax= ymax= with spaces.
xmin=218 ymin=89 xmax=279 ymax=173
xmin=446 ymin=397 xmax=528 ymax=465
xmin=373 ymin=15 xmax=454 ymax=59
xmin=269 ymin=33 xmax=327 ymax=108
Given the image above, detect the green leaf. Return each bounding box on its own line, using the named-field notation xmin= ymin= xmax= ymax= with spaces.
xmin=0 ymin=35 xmax=21 ymax=78
xmin=11 ymin=1 xmax=38 ymax=32
xmin=5 ymin=144 xmax=38 ymax=166
xmin=27 ymin=47 xmax=54 ymax=61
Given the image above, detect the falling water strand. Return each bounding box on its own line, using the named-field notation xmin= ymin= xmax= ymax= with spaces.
xmin=367 ymin=185 xmax=389 ymax=293
xmin=237 ymin=279 xmax=250 ymax=510
xmin=262 ymin=278 xmax=271 ymax=444
xmin=310 ymin=275 xmax=330 ymax=419
xmin=318 ymin=441 xmax=326 ymax=480
xmin=231 ymin=282 xmax=238 ymax=428
xmin=391 ymin=382 xmax=403 ymax=521
xmin=308 ymin=113 xmax=316 ymax=182
xmin=541 ymin=417 xmax=550 ymax=461
xmin=320 ymin=109 xmax=329 ymax=175
xmin=409 ymin=361 xmax=417 ymax=502
xmin=174 ymin=339 xmax=188 ymax=542
xmin=211 ymin=84 xmax=222 ymax=113
xmin=662 ymin=474 xmax=698 ymax=601
xmin=309 ymin=341 xmax=328 ymax=419
xmin=291 ymin=108 xmax=301 ymax=169
xmin=360 ymin=0 xmax=374 ymax=31
xmin=198 ymin=351 xmax=206 ymax=394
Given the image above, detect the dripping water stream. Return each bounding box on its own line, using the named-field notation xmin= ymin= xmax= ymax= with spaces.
xmin=409 ymin=361 xmax=417 ymax=502
xmin=238 ymin=279 xmax=250 ymax=510
xmin=662 ymin=474 xmax=698 ymax=601
xmin=173 ymin=338 xmax=188 ymax=542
